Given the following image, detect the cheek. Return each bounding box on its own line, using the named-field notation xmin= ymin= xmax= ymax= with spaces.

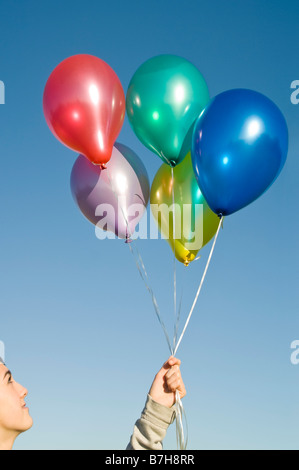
xmin=0 ymin=393 xmax=16 ymax=428
xmin=0 ymin=391 xmax=22 ymax=431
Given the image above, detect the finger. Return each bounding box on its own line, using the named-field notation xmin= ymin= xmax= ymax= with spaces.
xmin=165 ymin=364 xmax=181 ymax=378
xmin=165 ymin=371 xmax=181 ymax=389
xmin=168 ymin=378 xmax=187 ymax=398
xmin=165 ymin=370 xmax=186 ymax=396
xmin=165 ymin=364 xmax=180 ymax=380
xmin=157 ymin=356 xmax=179 ymax=377
xmin=157 ymin=357 xmax=182 ymax=383
xmin=168 ymin=356 xmax=181 ymax=367
xmin=178 ymin=383 xmax=187 ymax=398
xmin=166 ymin=370 xmax=181 ymax=387
xmin=166 ymin=378 xmax=183 ymax=393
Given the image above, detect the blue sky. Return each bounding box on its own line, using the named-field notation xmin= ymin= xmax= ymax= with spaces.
xmin=0 ymin=0 xmax=298 ymax=450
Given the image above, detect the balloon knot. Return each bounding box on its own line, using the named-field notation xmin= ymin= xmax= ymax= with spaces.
xmin=91 ymin=162 xmax=107 ymax=170
xmin=125 ymin=236 xmax=133 ymax=244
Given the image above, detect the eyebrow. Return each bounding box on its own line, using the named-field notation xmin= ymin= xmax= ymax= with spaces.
xmin=3 ymin=370 xmax=12 ymax=381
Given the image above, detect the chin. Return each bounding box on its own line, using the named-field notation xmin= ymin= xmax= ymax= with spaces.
xmin=25 ymin=415 xmax=34 ymax=431
xmin=18 ymin=415 xmax=33 ymax=433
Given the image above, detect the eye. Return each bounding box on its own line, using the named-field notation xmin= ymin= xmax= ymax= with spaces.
xmin=7 ymin=375 xmax=13 ymax=384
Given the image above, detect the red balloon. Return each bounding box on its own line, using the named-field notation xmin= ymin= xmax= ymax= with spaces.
xmin=43 ymin=54 xmax=125 ymax=167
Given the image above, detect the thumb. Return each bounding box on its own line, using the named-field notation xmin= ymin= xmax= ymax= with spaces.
xmin=158 ymin=356 xmax=181 ymax=376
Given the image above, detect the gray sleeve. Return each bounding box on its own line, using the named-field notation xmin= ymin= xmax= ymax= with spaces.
xmin=126 ymin=394 xmax=176 ymax=450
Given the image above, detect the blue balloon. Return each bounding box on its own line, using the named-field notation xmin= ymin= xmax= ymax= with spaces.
xmin=191 ymin=89 xmax=288 ymax=216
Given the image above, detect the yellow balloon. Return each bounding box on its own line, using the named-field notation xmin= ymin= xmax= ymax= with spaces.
xmin=150 ymin=153 xmax=220 ymax=266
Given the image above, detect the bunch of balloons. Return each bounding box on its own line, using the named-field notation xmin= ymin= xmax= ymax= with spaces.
xmin=43 ymin=53 xmax=288 ymax=451
xmin=43 ymin=53 xmax=288 ymax=265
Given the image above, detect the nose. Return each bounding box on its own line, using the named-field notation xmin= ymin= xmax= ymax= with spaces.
xmin=16 ymin=381 xmax=28 ymax=399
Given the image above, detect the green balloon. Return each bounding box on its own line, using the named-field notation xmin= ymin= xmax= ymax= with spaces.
xmin=126 ymin=55 xmax=210 ymax=166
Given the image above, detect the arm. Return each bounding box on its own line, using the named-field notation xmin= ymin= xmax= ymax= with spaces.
xmin=126 ymin=356 xmax=186 ymax=450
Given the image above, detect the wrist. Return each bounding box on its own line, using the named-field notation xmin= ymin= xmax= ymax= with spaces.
xmin=146 ymin=394 xmax=176 ymax=426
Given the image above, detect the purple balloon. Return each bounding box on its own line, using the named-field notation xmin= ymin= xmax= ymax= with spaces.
xmin=70 ymin=143 xmax=150 ymax=240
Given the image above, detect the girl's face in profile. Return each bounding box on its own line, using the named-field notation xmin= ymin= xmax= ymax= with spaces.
xmin=0 ymin=364 xmax=33 ymax=438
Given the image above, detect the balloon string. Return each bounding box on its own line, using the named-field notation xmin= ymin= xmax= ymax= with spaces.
xmin=171 ymin=167 xmax=177 ymax=353
xmin=128 ymin=242 xmax=173 ymax=353
xmin=173 ymin=215 xmax=224 ymax=356
xmin=128 ymin=234 xmax=187 ymax=450
xmin=106 ymin=166 xmax=173 ymax=353
xmin=173 ymin=266 xmax=186 ymax=353
xmin=175 ymin=390 xmax=188 ymax=450
xmin=169 ymin=162 xmax=188 ymax=451
xmin=107 ymin=163 xmax=188 ymax=449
